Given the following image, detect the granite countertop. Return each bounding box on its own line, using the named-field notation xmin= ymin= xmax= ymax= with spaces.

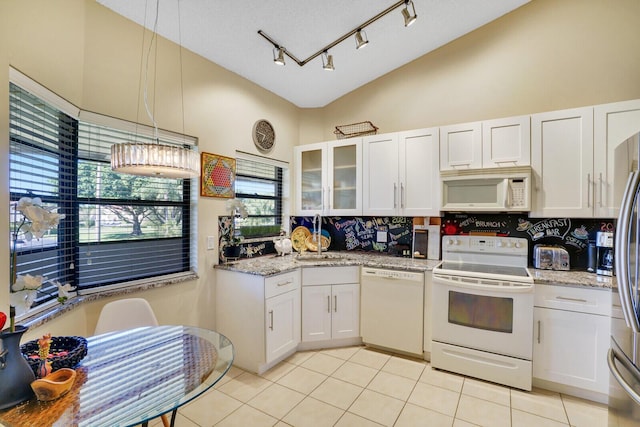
xmin=529 ymin=268 xmax=616 ymax=290
xmin=215 ymin=252 xmax=616 ymax=290
xmin=215 ymin=252 xmax=440 ymax=276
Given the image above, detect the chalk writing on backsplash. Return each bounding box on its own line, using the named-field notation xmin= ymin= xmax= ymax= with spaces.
xmin=294 ymin=216 xmax=413 ymax=254
xmin=524 ymin=218 xmax=571 ymax=241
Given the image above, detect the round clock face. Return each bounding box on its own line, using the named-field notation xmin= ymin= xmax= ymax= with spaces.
xmin=252 ymin=120 xmax=275 ymax=153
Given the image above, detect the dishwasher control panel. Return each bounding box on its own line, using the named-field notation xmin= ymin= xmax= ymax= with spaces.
xmin=361 ymin=268 xmax=424 ymax=281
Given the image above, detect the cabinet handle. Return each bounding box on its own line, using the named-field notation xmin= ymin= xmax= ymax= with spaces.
xmin=327 ymin=295 xmax=331 ymax=313
xmin=599 ymin=173 xmax=604 ymax=207
xmin=537 ymin=320 xmax=541 ymax=344
xmin=269 ymin=310 xmax=274 ymax=331
xmin=393 ymin=183 xmax=398 ymax=208
xmin=587 ymin=173 xmax=592 ymax=207
xmin=277 ymin=280 xmax=293 ymax=287
xmin=328 ymin=187 xmax=332 ymax=210
xmin=334 ymin=295 xmax=337 ymax=312
xmin=400 ymin=183 xmax=405 ymax=209
xmin=555 ymin=296 xmax=588 ymax=303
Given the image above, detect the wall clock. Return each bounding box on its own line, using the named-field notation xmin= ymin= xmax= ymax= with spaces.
xmin=252 ymin=119 xmax=275 ymax=153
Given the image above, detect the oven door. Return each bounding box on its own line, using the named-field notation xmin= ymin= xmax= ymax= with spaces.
xmin=432 ymin=271 xmax=534 ymax=360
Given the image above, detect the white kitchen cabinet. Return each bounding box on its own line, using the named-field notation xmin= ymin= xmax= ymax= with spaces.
xmin=301 ymin=266 xmax=360 ymax=345
xmin=216 ymin=269 xmax=301 ymax=374
xmin=440 ymin=117 xmax=530 ymax=171
xmin=533 ymin=284 xmax=611 ymax=401
xmin=294 ymin=139 xmax=362 ymax=216
xmin=594 ymin=99 xmax=640 ymax=218
xmin=530 ymin=107 xmax=594 ymax=217
xmin=439 ymin=121 xmax=482 ymax=170
xmin=362 ymin=128 xmax=439 ymax=216
xmin=482 ymin=115 xmax=531 ymax=168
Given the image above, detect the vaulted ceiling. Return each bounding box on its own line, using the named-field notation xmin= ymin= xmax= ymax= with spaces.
xmin=98 ymin=0 xmax=530 ymax=108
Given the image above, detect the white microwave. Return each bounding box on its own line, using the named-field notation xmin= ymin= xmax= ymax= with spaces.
xmin=440 ymin=166 xmax=532 ymax=212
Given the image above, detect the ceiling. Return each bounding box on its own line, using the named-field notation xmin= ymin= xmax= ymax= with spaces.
xmin=97 ymin=0 xmax=530 ymax=108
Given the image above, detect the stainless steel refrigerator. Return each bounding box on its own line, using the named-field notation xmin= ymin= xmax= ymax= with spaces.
xmin=610 ymin=169 xmax=640 ymax=425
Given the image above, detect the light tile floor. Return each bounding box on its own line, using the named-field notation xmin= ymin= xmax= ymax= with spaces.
xmin=152 ymin=346 xmax=608 ymax=427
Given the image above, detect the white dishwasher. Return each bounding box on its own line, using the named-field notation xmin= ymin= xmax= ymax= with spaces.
xmin=360 ymin=267 xmax=424 ymax=357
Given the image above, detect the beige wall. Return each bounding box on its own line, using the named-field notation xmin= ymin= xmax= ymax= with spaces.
xmin=0 ymin=0 xmax=300 ymax=337
xmin=308 ymin=0 xmax=640 ymax=143
xmin=2 ymin=0 xmax=640 ymax=337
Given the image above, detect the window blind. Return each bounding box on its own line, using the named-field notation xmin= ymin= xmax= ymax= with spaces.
xmin=9 ymin=82 xmax=77 ymax=305
xmin=234 ymin=153 xmax=286 ymax=238
xmin=9 ymin=79 xmax=197 ymax=310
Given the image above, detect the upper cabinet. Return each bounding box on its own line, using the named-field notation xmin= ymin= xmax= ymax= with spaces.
xmin=294 ymin=139 xmax=362 ymax=216
xmin=530 ymin=107 xmax=594 ymax=218
xmin=594 ymin=99 xmax=640 ymax=218
xmin=482 ymin=116 xmax=531 ymax=168
xmin=439 ymin=122 xmax=482 ymax=170
xmin=440 ymin=116 xmax=530 ymax=170
xmin=362 ymin=128 xmax=440 ymax=217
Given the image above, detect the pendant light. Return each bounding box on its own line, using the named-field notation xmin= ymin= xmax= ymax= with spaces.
xmin=110 ymin=0 xmax=199 ymax=179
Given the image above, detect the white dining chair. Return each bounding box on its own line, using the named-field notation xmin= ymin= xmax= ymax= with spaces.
xmin=94 ymin=298 xmax=169 ymax=427
xmin=94 ymin=298 xmax=159 ymax=335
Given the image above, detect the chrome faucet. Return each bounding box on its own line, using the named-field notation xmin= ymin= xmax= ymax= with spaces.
xmin=313 ymin=214 xmax=322 ymax=255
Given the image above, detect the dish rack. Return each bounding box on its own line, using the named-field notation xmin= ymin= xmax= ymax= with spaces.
xmin=334 ymin=121 xmax=378 ymax=139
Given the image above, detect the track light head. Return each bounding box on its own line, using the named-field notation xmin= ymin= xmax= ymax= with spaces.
xmin=322 ymin=51 xmax=334 ymax=71
xmin=402 ymin=0 xmax=417 ymax=27
xmin=273 ymin=47 xmax=286 ymax=65
xmin=355 ymin=29 xmax=368 ymax=50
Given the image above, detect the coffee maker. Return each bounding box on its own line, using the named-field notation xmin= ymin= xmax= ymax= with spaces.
xmin=589 ymin=231 xmax=614 ymax=276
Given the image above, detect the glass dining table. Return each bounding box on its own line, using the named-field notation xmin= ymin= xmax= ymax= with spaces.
xmin=0 ymin=325 xmax=234 ymax=427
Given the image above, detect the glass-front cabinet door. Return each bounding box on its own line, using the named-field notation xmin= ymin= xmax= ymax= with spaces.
xmin=328 ymin=140 xmax=362 ymax=215
xmin=295 ymin=142 xmax=326 ymax=215
xmin=294 ymin=139 xmax=362 ymax=216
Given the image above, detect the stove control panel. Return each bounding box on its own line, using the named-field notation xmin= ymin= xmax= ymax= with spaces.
xmin=443 ymin=236 xmax=528 ymax=256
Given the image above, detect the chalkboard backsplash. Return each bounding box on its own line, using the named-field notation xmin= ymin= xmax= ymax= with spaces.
xmin=441 ymin=213 xmax=616 ymax=270
xmin=219 ymin=213 xmax=615 ymax=271
xmin=290 ymin=216 xmax=414 ymax=256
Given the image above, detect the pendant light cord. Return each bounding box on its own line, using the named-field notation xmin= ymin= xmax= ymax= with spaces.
xmin=143 ymin=0 xmax=160 ymax=142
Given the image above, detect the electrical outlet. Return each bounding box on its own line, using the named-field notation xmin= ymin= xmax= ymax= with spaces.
xmin=376 ymin=231 xmax=387 ymax=243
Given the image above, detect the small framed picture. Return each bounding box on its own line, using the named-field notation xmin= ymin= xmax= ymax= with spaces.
xmin=200 ymin=152 xmax=236 ymax=198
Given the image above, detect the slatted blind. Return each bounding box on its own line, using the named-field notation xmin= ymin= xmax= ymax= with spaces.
xmin=9 ymin=82 xmax=77 ymax=305
xmin=9 ymin=81 xmax=197 ymax=310
xmin=234 ymin=153 xmax=286 ymax=237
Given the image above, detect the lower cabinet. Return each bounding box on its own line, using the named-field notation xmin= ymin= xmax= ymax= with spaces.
xmin=216 ymin=269 xmax=300 ymax=374
xmin=302 ymin=283 xmax=360 ymax=342
xmin=301 ymin=266 xmax=360 ymax=345
xmin=533 ymin=284 xmax=611 ymax=400
xmin=266 ymin=286 xmax=301 ymax=363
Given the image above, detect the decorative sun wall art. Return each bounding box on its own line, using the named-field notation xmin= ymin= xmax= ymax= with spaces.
xmin=201 ymin=152 xmax=236 ymax=198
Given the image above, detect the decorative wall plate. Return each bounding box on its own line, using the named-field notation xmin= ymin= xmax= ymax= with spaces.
xmin=252 ymin=119 xmax=275 ymax=153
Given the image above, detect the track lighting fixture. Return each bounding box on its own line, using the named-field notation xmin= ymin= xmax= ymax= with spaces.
xmin=273 ymin=47 xmax=286 ymax=65
xmin=322 ymin=51 xmax=334 ymax=71
xmin=354 ymin=30 xmax=369 ymax=50
xmin=258 ymin=0 xmax=418 ymax=69
xmin=402 ymin=0 xmax=417 ymax=27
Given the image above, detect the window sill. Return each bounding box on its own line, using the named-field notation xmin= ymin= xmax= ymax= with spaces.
xmin=17 ymin=272 xmax=198 ymax=331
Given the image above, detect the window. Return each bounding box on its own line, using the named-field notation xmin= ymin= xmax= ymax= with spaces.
xmin=9 ymin=76 xmax=197 ymax=312
xmin=234 ymin=154 xmax=287 ymax=238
